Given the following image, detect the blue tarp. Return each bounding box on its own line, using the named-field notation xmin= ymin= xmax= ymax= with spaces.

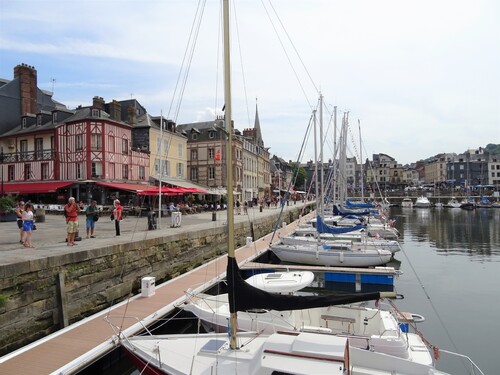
xmin=345 ymin=200 xmax=375 ymax=209
xmin=316 ymin=215 xmax=366 ymax=234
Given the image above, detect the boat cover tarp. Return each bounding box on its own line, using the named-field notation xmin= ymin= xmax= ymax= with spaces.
xmin=333 ymin=205 xmax=371 ymax=216
xmin=227 ymin=256 xmax=384 ymax=313
xmin=345 ymin=200 xmax=374 ymax=209
xmin=316 ymin=215 xmax=365 ymax=235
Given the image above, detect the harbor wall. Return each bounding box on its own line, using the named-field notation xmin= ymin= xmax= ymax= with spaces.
xmin=0 ymin=206 xmax=309 ymax=356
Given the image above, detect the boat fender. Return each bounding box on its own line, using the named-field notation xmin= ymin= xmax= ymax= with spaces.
xmin=411 ymin=313 xmax=425 ymax=323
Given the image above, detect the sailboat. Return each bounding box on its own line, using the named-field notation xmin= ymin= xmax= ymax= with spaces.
xmin=119 ymin=2 xmax=482 ymax=374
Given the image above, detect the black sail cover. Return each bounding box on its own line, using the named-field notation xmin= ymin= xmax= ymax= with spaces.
xmin=227 ymin=256 xmax=386 ymax=313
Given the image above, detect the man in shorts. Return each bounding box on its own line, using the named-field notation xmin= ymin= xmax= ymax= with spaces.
xmin=64 ymin=197 xmax=80 ymax=246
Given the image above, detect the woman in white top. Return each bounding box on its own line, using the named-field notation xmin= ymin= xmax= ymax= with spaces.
xmin=21 ymin=203 xmax=35 ymax=248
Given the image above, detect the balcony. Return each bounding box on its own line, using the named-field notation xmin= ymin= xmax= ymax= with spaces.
xmin=2 ymin=150 xmax=56 ymax=163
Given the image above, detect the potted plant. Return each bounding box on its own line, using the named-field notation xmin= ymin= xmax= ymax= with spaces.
xmin=0 ymin=195 xmax=17 ymax=222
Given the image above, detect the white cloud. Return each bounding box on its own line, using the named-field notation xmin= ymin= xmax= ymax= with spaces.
xmin=0 ymin=0 xmax=498 ymax=165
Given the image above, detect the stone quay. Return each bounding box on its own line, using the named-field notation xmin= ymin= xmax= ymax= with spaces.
xmin=0 ymin=203 xmax=313 ymax=356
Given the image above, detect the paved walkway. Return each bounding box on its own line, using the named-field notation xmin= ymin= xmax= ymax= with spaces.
xmin=0 ymin=202 xmax=311 ymax=266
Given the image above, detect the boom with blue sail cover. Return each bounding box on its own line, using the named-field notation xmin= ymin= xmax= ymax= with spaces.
xmin=315 ymin=215 xmax=366 ymax=234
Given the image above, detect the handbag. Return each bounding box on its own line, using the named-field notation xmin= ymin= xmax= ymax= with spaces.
xmin=93 ymin=214 xmax=99 ymax=222
xmin=32 ymin=223 xmax=37 ymax=230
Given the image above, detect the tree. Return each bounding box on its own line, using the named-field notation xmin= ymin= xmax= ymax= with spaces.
xmin=291 ymin=163 xmax=307 ymax=190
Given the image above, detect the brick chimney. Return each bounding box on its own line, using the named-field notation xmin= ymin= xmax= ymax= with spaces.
xmin=109 ymin=100 xmax=122 ymax=121
xmin=14 ymin=64 xmax=38 ymax=116
xmin=92 ymin=96 xmax=105 ymax=110
xmin=127 ymin=103 xmax=137 ymax=125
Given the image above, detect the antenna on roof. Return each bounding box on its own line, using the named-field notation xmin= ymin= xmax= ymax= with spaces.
xmin=51 ymin=78 xmax=56 ymax=94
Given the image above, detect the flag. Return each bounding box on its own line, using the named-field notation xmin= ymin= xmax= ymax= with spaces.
xmin=215 ymin=149 xmax=221 ymax=161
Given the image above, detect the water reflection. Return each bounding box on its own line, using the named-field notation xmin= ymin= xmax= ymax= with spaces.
xmin=392 ymin=207 xmax=500 ymax=258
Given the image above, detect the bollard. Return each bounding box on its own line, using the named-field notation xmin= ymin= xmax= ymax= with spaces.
xmin=212 ymin=211 xmax=216 ymax=221
xmin=282 ymin=221 xmax=287 ymax=229
xmin=246 ymin=236 xmax=253 ymax=246
xmin=35 ymin=208 xmax=46 ymax=222
xmin=259 ymin=205 xmax=263 ymax=213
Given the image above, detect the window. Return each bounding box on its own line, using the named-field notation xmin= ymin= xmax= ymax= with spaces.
xmin=177 ymin=162 xmax=183 ymax=177
xmin=154 ymin=158 xmax=160 ymax=174
xmin=91 ymin=162 xmax=102 ymax=177
xmin=122 ymin=139 xmax=129 ymax=154
xmin=109 ymin=163 xmax=115 ymax=179
xmin=91 ymin=134 xmax=102 ymax=150
xmin=178 ymin=143 xmax=182 ymax=157
xmin=20 ymin=140 xmax=28 ymax=161
xmin=35 ymin=138 xmax=43 ymax=160
xmin=75 ymin=134 xmax=83 ymax=151
xmin=139 ymin=166 xmax=145 ymax=180
xmin=208 ymin=166 xmax=215 ymax=179
xmin=76 ymin=163 xmax=83 ymax=179
xmin=163 ymin=140 xmax=168 ymax=155
xmin=190 ymin=167 xmax=198 ymax=180
xmin=8 ymin=165 xmax=14 ymax=181
xmin=122 ymin=164 xmax=129 ymax=179
xmin=191 ymin=149 xmax=198 ymax=160
xmin=92 ymin=109 xmax=100 ymax=117
xmin=108 ymin=135 xmax=115 ymax=153
xmin=37 ymin=115 xmax=42 ymax=126
xmin=208 ymin=148 xmax=215 ymax=159
xmin=209 ymin=131 xmax=215 ymax=139
xmin=192 ymin=133 xmax=198 ymax=140
xmin=166 ymin=160 xmax=170 ymax=176
xmin=50 ymin=136 xmax=55 ymax=154
xmin=41 ymin=163 xmax=49 ymax=180
xmin=22 ymin=118 xmax=27 ymax=129
xmin=24 ymin=164 xmax=31 ymax=180
xmin=52 ymin=112 xmax=57 ymax=123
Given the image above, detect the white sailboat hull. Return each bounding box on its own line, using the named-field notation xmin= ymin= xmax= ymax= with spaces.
xmin=281 ymin=233 xmax=401 ymax=254
xmin=183 ymin=294 xmax=433 ymax=366
xmin=269 ymin=243 xmax=392 ymax=267
xmin=122 ymin=331 xmax=447 ymax=375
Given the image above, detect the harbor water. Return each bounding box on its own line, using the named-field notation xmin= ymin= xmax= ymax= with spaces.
xmin=83 ymin=206 xmax=499 ymax=375
xmin=390 ymin=206 xmax=499 ymax=375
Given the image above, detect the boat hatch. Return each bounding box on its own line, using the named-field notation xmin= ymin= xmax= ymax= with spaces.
xmin=200 ymin=339 xmax=226 ymax=353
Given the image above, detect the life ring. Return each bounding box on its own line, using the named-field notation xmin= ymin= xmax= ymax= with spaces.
xmin=411 ymin=313 xmax=425 ymax=323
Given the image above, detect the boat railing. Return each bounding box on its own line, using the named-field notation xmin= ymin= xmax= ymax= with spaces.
xmin=438 ymin=349 xmax=485 ymax=375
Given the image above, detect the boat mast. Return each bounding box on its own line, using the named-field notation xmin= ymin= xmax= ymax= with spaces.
xmin=223 ymin=0 xmax=237 ymax=350
xmin=319 ymin=94 xmax=324 ymax=218
xmin=359 ymin=119 xmax=364 ymax=202
xmin=332 ymin=106 xmax=337 ymax=205
xmin=158 ymin=111 xmax=163 ymax=229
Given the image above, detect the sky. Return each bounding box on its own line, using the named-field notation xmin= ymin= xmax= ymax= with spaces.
xmin=1 ymin=0 xmax=499 ymax=166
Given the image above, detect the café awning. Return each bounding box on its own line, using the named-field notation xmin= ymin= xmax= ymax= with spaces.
xmin=151 ymin=177 xmax=208 ymax=193
xmin=2 ymin=181 xmax=73 ymax=194
xmin=95 ymin=182 xmax=157 ymax=193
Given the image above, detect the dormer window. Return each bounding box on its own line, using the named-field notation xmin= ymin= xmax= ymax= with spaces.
xmin=209 ymin=131 xmax=215 ymax=139
xmin=192 ymin=133 xmax=198 ymax=140
xmin=92 ymin=109 xmax=99 ymax=117
xmin=52 ymin=112 xmax=57 ymax=123
xmin=22 ymin=118 xmax=27 ymax=129
xmin=37 ymin=115 xmax=42 ymax=126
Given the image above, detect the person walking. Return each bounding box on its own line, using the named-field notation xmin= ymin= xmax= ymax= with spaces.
xmin=85 ymin=200 xmax=98 ymax=238
xmin=21 ymin=203 xmax=35 ymax=248
xmin=15 ymin=200 xmax=25 ymax=244
xmin=65 ymin=197 xmax=80 ymax=246
xmin=113 ymin=199 xmax=123 ymax=236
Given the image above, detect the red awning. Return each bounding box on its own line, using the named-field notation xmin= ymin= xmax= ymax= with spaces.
xmin=95 ymin=182 xmax=157 ymax=193
xmin=137 ymin=186 xmax=186 ymax=196
xmin=2 ymin=181 xmax=74 ymax=194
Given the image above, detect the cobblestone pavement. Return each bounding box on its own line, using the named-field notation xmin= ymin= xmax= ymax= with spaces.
xmin=0 ymin=202 xmax=310 ymax=266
